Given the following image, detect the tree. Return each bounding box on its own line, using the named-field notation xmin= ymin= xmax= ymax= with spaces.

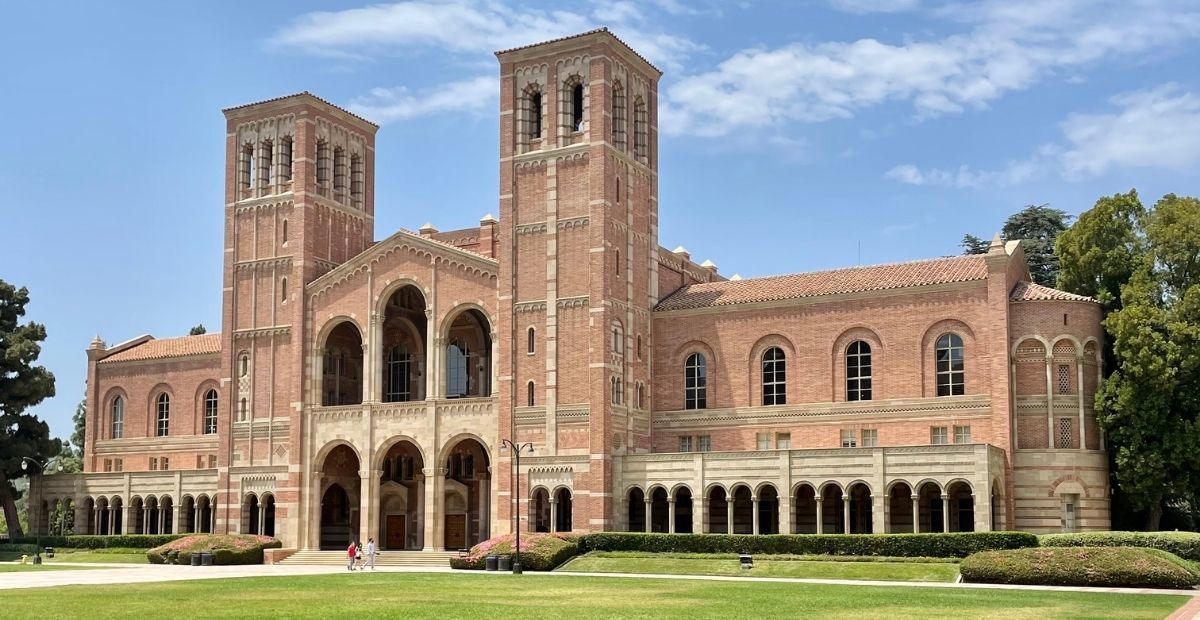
xmin=56 ymin=399 xmax=86 ymax=474
xmin=962 ymin=205 xmax=1070 ymax=286
xmin=189 ymin=324 xmax=207 ymax=336
xmin=0 ymin=280 xmax=59 ymax=537
xmin=1065 ymin=193 xmax=1200 ymax=529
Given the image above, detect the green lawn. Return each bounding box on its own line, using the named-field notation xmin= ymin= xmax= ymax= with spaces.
xmin=557 ymin=552 xmax=960 ymax=582
xmin=0 ymin=548 xmax=147 ymax=564
xmin=0 ymin=572 xmax=1187 ymax=619
xmin=0 ymin=563 xmax=111 ymax=572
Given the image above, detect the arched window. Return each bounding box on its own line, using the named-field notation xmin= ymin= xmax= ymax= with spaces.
xmin=526 ymin=86 xmax=543 ymax=141
xmin=846 ymin=341 xmax=872 ymax=401
xmin=350 ymin=153 xmax=364 ymax=204
xmin=280 ymin=277 xmax=288 ymax=302
xmin=612 ymin=322 xmax=624 ymax=355
xmin=333 ymin=146 xmax=347 ymax=192
xmin=636 ymin=335 xmax=642 ymax=360
xmin=279 ymin=136 xmax=293 ymax=181
xmin=384 ymin=345 xmax=412 ymax=402
xmin=155 ymin=393 xmax=171 ymax=437
xmin=571 ymin=81 xmax=585 ymax=131
xmin=527 ymin=327 xmax=536 ymax=354
xmin=762 ymin=346 xmax=786 ymax=406
xmin=316 ymin=139 xmax=330 ymax=188
xmin=562 ymin=75 xmax=585 ymax=136
xmin=203 ymin=389 xmax=218 ymax=435
xmin=616 ymin=176 xmax=621 ymax=202
xmin=240 ymin=143 xmax=254 ymax=189
xmin=636 ymin=383 xmax=644 ymax=409
xmin=684 ymin=353 xmax=707 ymax=410
xmin=446 ymin=340 xmax=469 ymax=398
xmin=527 ymin=381 xmax=535 ymax=407
xmin=259 ymin=138 xmax=274 ymax=188
xmin=611 ymin=81 xmax=626 ymax=150
xmin=633 ymin=96 xmax=648 ymax=161
xmin=239 ymin=398 xmax=248 ymax=422
xmin=935 ymin=333 xmax=965 ymax=396
xmin=611 ymin=376 xmax=623 ymax=405
xmin=239 ymin=354 xmax=249 ymax=378
xmin=281 ymin=219 xmax=288 ymax=244
xmin=110 ymin=396 xmax=124 ymax=439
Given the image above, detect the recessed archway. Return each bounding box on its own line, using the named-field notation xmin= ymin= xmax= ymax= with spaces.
xmin=553 ymin=487 xmax=573 ymax=532
xmin=442 ymin=436 xmax=490 ymax=549
xmin=674 ymin=486 xmax=694 ymax=534
xmin=887 ymin=482 xmax=915 ymax=533
xmin=794 ymin=484 xmax=818 ymax=534
xmin=627 ymin=487 xmax=646 ymax=532
xmin=847 ymin=482 xmax=872 ymax=534
xmin=444 ymin=308 xmax=492 ymax=398
xmin=322 ymin=322 xmax=364 ymax=406
xmin=380 ymin=285 xmax=427 ymax=402
xmin=947 ymin=480 xmax=975 ymax=532
xmin=820 ymin=484 xmax=844 ymax=534
xmin=731 ymin=485 xmax=753 ymax=534
xmin=650 ymin=487 xmax=669 ymax=533
xmin=531 ymin=487 xmax=551 ymax=533
xmin=757 ymin=484 xmax=780 ymax=535
xmin=378 ymin=438 xmax=425 ymax=549
xmin=706 ymin=486 xmax=729 ymax=534
xmin=318 ymin=443 xmax=361 ymax=549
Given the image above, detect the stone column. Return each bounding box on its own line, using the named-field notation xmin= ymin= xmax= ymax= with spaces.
xmin=173 ymin=502 xmax=184 ymax=534
xmin=815 ymin=498 xmax=824 ymax=534
xmin=941 ymin=494 xmax=951 ymax=533
xmin=424 ymin=309 xmax=437 ymax=399
xmin=841 ymin=495 xmax=851 ymax=534
xmin=668 ymin=498 xmax=676 ymax=534
xmin=644 ymin=498 xmax=652 ymax=533
xmin=142 ymin=507 xmax=150 ymax=535
xmin=415 ymin=474 xmax=426 ymax=549
xmin=361 ymin=342 xmax=373 ymax=404
xmin=1076 ymin=355 xmax=1086 ymax=449
xmin=1045 ymin=355 xmax=1055 ymax=447
xmin=479 ymin=473 xmax=490 ymax=540
xmin=360 ymin=469 xmax=381 ymax=545
xmin=193 ymin=506 xmax=201 ymax=534
xmin=725 ymin=498 xmax=734 ymax=534
xmin=692 ymin=492 xmax=704 ymax=534
xmin=549 ymin=497 xmax=558 ymax=533
xmin=422 ymin=468 xmax=443 ymax=550
xmin=751 ymin=497 xmax=760 ymax=535
xmin=911 ymin=496 xmax=920 ymax=533
xmin=258 ymin=504 xmax=266 ymax=536
xmin=158 ymin=506 xmax=166 ymax=535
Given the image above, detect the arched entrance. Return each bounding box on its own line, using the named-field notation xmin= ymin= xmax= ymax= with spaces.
xmin=887 ymin=482 xmax=915 ymax=533
xmin=757 ymin=485 xmax=779 ymax=535
xmin=531 ymin=488 xmax=551 ymax=532
xmin=442 ymin=437 xmax=490 ymax=550
xmin=130 ymin=497 xmax=145 ymax=534
xmin=674 ymin=487 xmax=694 ymax=534
xmin=379 ymin=439 xmax=425 ymax=549
xmin=947 ymin=480 xmax=975 ymax=532
xmin=847 ymin=483 xmax=872 ymax=534
xmin=245 ymin=494 xmax=260 ymax=535
xmin=627 ymin=487 xmax=646 ymax=532
xmin=820 ymin=484 xmax=844 ymax=533
xmin=917 ymin=481 xmax=943 ymax=532
xmin=380 ymin=285 xmax=427 ymax=402
xmin=322 ymin=322 xmax=364 ymax=406
xmin=649 ymin=487 xmax=669 ymax=533
xmin=731 ymin=485 xmax=753 ymax=534
xmin=794 ymin=484 xmax=817 ymax=534
xmin=196 ymin=495 xmax=214 ymax=533
xmin=706 ymin=486 xmax=729 ymax=533
xmin=318 ymin=443 xmax=361 ymax=549
xmin=444 ymin=309 xmax=492 ymax=398
xmin=553 ymin=487 xmax=573 ymax=532
xmin=262 ymin=494 xmax=276 ymax=537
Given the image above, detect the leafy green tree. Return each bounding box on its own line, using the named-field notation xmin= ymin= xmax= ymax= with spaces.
xmin=55 ymin=399 xmax=86 ymax=474
xmin=0 ymin=279 xmax=59 ymax=537
xmin=1085 ymin=194 xmax=1200 ymax=529
xmin=189 ymin=324 xmax=207 ymax=336
xmin=962 ymin=205 xmax=1070 ymax=285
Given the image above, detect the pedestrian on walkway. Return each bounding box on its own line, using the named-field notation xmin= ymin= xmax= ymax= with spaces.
xmin=346 ymin=541 xmax=357 ymax=571
xmin=366 ymin=538 xmax=377 ymax=571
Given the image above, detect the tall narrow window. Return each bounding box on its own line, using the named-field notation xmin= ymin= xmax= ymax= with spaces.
xmin=637 ymin=383 xmax=644 ymax=409
xmin=529 ymin=89 xmax=543 ymax=140
xmin=156 ymin=393 xmax=171 ymax=437
xmin=1057 ymin=364 xmax=1070 ymax=394
xmin=111 ymin=396 xmax=124 ymax=439
xmin=350 ymin=153 xmax=364 ymax=204
xmin=611 ymin=81 xmax=626 ymax=150
xmin=571 ymin=81 xmax=585 ymax=131
xmin=280 ymin=277 xmax=288 ymax=302
xmin=611 ymin=376 xmax=623 ymax=405
xmin=527 ymin=381 xmax=535 ymax=407
xmin=240 ymin=143 xmax=254 ymax=189
xmin=280 ymin=219 xmax=288 ymax=245
xmin=846 ymin=341 xmax=873 ymax=401
xmin=762 ymin=346 xmax=787 ymax=406
xmin=259 ymin=139 xmax=274 ymax=188
xmin=239 ymin=398 xmax=248 ymax=422
xmin=203 ymin=389 xmax=218 ymax=435
xmin=633 ymin=96 xmax=648 ymax=161
xmin=384 ymin=346 xmax=412 ymax=402
xmin=527 ymin=327 xmax=536 ymax=354
xmin=333 ymin=147 xmax=347 ymax=192
xmin=316 ymin=140 xmax=330 ymax=188
xmin=935 ymin=333 xmax=965 ymax=396
xmin=684 ymin=353 xmax=707 ymax=410
xmin=636 ymin=335 xmax=642 ymax=360
xmin=239 ymin=354 xmax=249 ymax=378
xmin=446 ymin=340 xmax=469 ymax=398
xmin=279 ymin=136 xmax=293 ymax=181
xmin=612 ymin=323 xmax=624 ymax=354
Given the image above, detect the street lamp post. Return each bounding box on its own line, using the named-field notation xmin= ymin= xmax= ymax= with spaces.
xmin=20 ymin=456 xmax=59 ymax=565
xmin=500 ymin=439 xmax=533 ymax=574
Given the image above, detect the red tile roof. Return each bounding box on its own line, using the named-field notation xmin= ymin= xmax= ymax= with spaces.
xmin=99 ymin=334 xmax=222 ymax=363
xmin=222 ymin=92 xmax=378 ymax=129
xmin=655 ymin=255 xmax=989 ymax=311
xmin=494 ymin=27 xmax=662 ymax=75
xmin=1009 ymin=281 xmax=1096 ymax=303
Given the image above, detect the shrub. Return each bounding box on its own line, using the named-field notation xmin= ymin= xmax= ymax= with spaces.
xmin=451 ymin=533 xmax=580 ymax=571
xmin=961 ymin=546 xmax=1200 ymax=589
xmin=146 ymin=534 xmax=280 ymax=565
xmin=7 ymin=535 xmax=184 ymax=550
xmin=1040 ymin=531 xmax=1200 ymax=562
xmin=576 ymin=532 xmax=1037 ymax=558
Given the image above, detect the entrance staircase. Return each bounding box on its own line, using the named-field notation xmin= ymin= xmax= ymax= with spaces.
xmin=279 ymin=550 xmax=457 ymax=568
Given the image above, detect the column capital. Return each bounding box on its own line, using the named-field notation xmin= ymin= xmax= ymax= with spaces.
xmin=940 ymin=494 xmax=950 ymax=500
xmin=667 ymin=498 xmax=676 ymax=504
xmin=841 ymin=495 xmax=850 ymax=501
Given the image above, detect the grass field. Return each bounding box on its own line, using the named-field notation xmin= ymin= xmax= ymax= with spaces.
xmin=0 ymin=572 xmax=1187 ymax=619
xmin=0 ymin=548 xmax=147 ymax=564
xmin=557 ymin=552 xmax=960 ymax=582
xmin=0 ymin=563 xmax=111 ymax=572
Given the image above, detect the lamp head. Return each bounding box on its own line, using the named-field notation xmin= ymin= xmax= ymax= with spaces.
xmin=21 ymin=459 xmax=29 ymax=471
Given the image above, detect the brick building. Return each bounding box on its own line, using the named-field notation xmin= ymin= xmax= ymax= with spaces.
xmin=32 ymin=29 xmax=1108 ymax=550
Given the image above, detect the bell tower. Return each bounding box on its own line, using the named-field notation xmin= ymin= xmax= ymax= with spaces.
xmin=217 ymin=93 xmax=377 ymax=536
xmin=495 ymin=29 xmax=661 ymax=532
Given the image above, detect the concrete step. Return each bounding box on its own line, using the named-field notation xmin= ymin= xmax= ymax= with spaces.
xmin=279 ymin=550 xmax=457 ymax=567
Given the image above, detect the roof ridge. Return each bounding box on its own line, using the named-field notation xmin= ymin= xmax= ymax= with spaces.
xmin=690 ymin=254 xmax=984 ymax=287
xmin=222 ymin=91 xmax=379 ymax=129
xmin=494 ymin=27 xmax=662 ymax=75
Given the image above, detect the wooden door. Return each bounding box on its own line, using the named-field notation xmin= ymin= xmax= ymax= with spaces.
xmin=386 ymin=515 xmax=406 ymax=549
xmin=444 ymin=514 xmax=466 ymax=549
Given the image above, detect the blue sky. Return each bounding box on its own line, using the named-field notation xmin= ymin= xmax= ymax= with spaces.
xmin=3 ymin=0 xmax=1199 ymax=439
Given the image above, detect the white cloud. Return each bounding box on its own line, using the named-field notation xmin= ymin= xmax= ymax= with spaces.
xmin=269 ymin=0 xmax=699 ymax=70
xmin=1060 ymin=84 xmax=1200 ymax=177
xmin=828 ymin=0 xmax=919 ymax=14
xmin=886 ymin=83 xmax=1200 ymax=187
xmin=347 ymin=75 xmax=497 ymax=124
xmin=663 ymin=0 xmax=1200 ymax=136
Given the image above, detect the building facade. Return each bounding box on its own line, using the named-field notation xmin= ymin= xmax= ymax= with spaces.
xmin=32 ymin=30 xmax=1109 ymax=550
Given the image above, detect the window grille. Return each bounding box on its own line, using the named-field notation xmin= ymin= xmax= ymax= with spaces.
xmin=931 ymin=426 xmax=949 ymax=445
xmin=684 ymin=353 xmax=707 ymax=410
xmin=935 ymin=333 xmax=965 ymax=396
xmin=761 ymin=346 xmax=787 ymax=406
xmin=846 ymin=340 xmax=873 ymax=401
xmin=698 ymin=435 xmax=712 ymax=452
xmin=954 ymin=425 xmax=971 ymax=444
xmin=840 ymin=429 xmax=857 ymax=448
xmin=861 ymin=429 xmax=878 ymax=447
xmin=1058 ymin=364 xmax=1070 ymax=394
xmin=678 ymin=436 xmax=692 ymax=452
xmin=1058 ymin=417 xmax=1075 ymax=448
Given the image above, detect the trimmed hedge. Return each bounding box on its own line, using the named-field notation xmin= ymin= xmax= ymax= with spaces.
xmin=961 ymin=546 xmax=1200 ymax=589
xmin=576 ymin=532 xmax=1038 ymax=558
xmin=1040 ymin=531 xmax=1200 ymax=562
xmin=451 ymin=533 xmax=580 ymax=571
xmin=6 ymin=535 xmax=184 ymax=549
xmin=147 ymin=534 xmax=281 ymax=565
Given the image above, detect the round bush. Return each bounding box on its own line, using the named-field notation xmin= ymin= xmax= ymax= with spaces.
xmin=1040 ymin=531 xmax=1200 ymax=562
xmin=147 ymin=534 xmax=280 ymax=565
xmin=451 ymin=533 xmax=579 ymax=571
xmin=961 ymin=546 xmax=1200 ymax=589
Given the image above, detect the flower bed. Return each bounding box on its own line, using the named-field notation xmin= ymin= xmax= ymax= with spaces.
xmin=450 ymin=533 xmax=580 ymax=571
xmin=147 ymin=534 xmax=281 ymax=565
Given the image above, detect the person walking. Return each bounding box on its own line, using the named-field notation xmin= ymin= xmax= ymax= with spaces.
xmin=366 ymin=538 xmax=377 ymax=571
xmin=347 ymin=541 xmax=357 ymax=571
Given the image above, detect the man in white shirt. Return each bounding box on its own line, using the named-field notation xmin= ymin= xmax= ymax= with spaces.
xmin=366 ymin=538 xmax=377 ymax=570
